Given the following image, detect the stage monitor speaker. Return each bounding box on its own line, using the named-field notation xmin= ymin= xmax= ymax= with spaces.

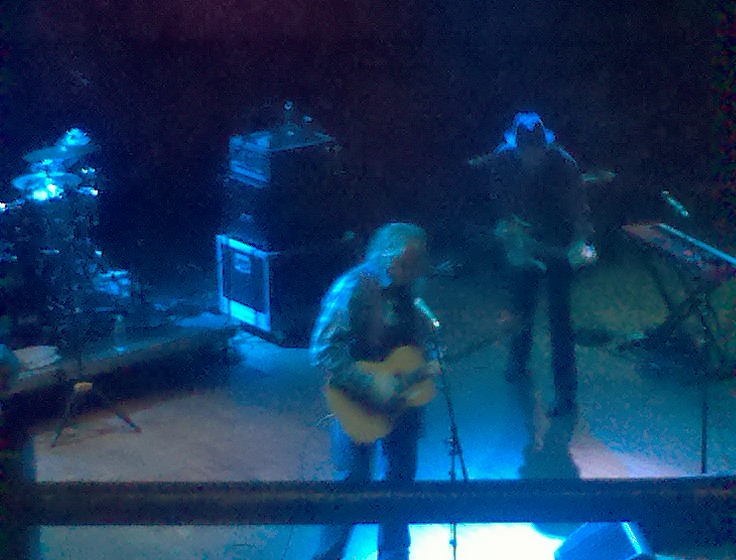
xmin=217 ymin=234 xmax=358 ymax=347
xmin=554 ymin=522 xmax=655 ymax=560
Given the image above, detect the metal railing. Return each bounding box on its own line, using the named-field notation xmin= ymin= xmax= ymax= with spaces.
xmin=12 ymin=477 xmax=736 ymax=526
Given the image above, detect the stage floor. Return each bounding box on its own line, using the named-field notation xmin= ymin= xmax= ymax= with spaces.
xmin=24 ymin=240 xmax=736 ymax=560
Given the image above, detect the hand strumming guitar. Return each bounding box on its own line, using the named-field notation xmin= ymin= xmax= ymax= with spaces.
xmin=370 ymin=357 xmax=441 ymax=411
xmin=371 ymin=373 xmax=404 ymax=409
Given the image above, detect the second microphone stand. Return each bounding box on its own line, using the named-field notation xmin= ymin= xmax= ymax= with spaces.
xmin=428 ymin=327 xmax=469 ymax=560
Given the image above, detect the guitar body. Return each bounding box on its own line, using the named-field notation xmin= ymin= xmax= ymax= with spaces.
xmin=496 ymin=217 xmax=596 ymax=271
xmin=495 ymin=217 xmax=548 ymax=271
xmin=325 ymin=346 xmax=437 ymax=444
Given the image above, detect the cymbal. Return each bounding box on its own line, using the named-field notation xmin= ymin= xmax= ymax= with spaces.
xmin=11 ymin=172 xmax=81 ymax=192
xmin=22 ymin=144 xmax=94 ymax=163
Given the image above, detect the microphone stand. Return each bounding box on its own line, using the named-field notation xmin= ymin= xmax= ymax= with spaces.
xmin=427 ymin=327 xmax=468 ymax=560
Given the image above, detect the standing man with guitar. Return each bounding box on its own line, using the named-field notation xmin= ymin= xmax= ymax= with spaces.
xmin=310 ymin=222 xmax=440 ymax=560
xmin=470 ymin=112 xmax=597 ymax=444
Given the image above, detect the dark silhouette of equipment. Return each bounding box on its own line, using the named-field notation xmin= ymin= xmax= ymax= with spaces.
xmin=218 ymin=101 xmax=358 ymax=346
xmin=223 ymin=100 xmax=349 ymax=251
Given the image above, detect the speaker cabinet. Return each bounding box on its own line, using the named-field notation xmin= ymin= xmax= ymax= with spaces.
xmin=217 ymin=234 xmax=358 ymax=347
xmin=555 ymin=523 xmax=655 ymax=560
xmin=223 ymin=122 xmax=348 ymax=251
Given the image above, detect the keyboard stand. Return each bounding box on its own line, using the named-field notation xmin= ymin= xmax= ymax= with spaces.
xmin=634 ymin=275 xmax=728 ymax=369
xmin=621 ymin=223 xmax=734 ymax=378
xmin=621 ymin=222 xmax=736 ymax=474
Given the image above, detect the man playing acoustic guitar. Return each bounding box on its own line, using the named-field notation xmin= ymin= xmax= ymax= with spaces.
xmin=310 ymin=222 xmax=440 ymax=560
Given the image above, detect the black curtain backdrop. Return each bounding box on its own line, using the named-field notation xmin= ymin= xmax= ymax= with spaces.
xmin=0 ymin=0 xmax=722 ymax=280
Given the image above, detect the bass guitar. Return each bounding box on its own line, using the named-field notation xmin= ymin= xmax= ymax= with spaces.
xmin=325 ymin=345 xmax=437 ymax=443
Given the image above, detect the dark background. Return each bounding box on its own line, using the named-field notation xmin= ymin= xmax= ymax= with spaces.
xmin=0 ymin=0 xmax=721 ymax=281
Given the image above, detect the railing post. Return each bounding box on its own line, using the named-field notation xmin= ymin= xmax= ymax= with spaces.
xmin=0 ymin=399 xmax=39 ymax=560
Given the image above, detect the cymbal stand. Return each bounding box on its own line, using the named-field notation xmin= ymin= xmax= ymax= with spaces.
xmin=428 ymin=328 xmax=468 ymax=560
xmin=58 ymin=194 xmax=94 ymax=369
xmin=49 ymin=185 xmax=105 ymax=371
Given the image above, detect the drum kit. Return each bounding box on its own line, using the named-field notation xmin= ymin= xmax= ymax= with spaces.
xmin=3 ymin=128 xmax=100 ymax=255
xmin=1 ymin=128 xmax=131 ymax=350
xmin=7 ymin=130 xmax=96 ymax=198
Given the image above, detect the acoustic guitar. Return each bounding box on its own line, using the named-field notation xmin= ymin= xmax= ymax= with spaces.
xmin=324 ymin=345 xmax=437 ymax=444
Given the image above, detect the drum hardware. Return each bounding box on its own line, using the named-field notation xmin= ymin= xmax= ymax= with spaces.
xmin=3 ymin=127 xmax=118 ymax=353
xmin=78 ymin=186 xmax=99 ymax=197
xmin=93 ymin=270 xmax=132 ymax=299
xmin=0 ymin=199 xmax=25 ymax=213
xmin=22 ymin=144 xmax=95 ymax=164
xmin=58 ymin=127 xmax=94 ymax=148
xmin=0 ymin=240 xmax=17 ymax=262
xmin=23 ymin=127 xmax=97 ymax=165
xmin=11 ymin=171 xmax=82 ymax=191
xmin=38 ymin=248 xmax=62 ymax=256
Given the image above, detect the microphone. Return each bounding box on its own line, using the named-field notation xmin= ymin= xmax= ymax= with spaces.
xmin=414 ymin=297 xmax=441 ymax=330
xmin=661 ymin=190 xmax=690 ymax=218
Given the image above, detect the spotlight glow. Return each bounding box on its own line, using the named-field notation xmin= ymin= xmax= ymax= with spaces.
xmin=342 ymin=523 xmax=564 ymax=560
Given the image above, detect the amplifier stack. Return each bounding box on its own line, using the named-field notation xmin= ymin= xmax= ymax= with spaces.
xmin=217 ymin=102 xmax=358 ymax=346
